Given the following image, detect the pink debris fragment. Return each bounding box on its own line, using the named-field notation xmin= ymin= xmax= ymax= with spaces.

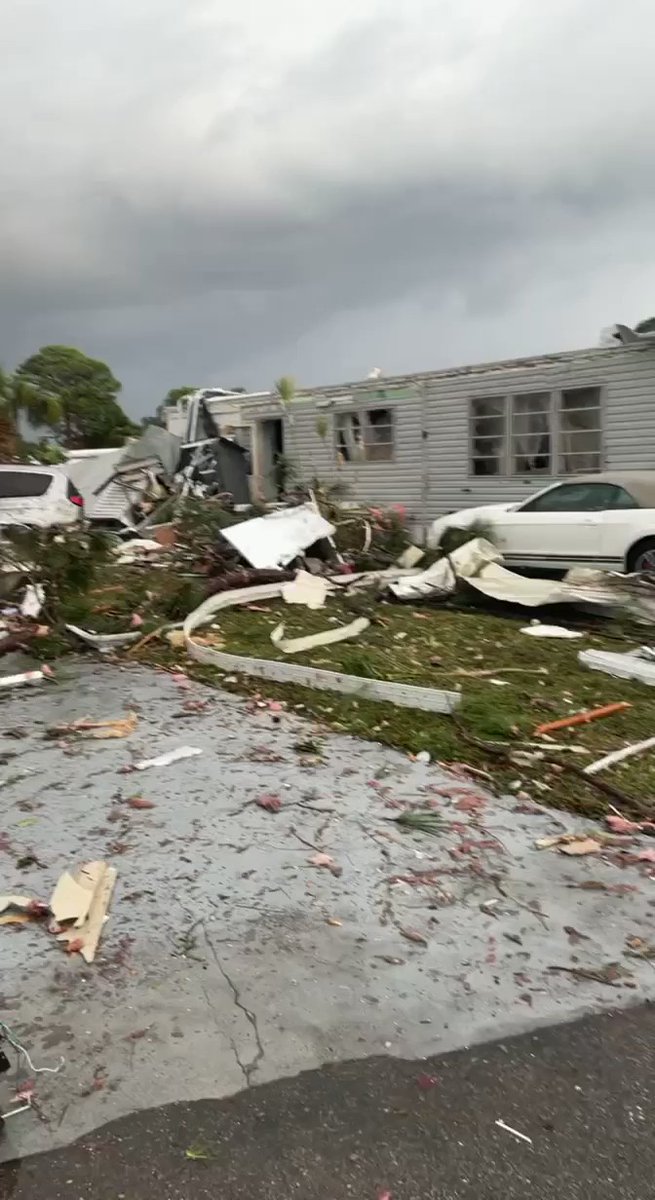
xmin=256 ymin=794 xmax=282 ymax=813
xmin=454 ymin=793 xmax=487 ymax=813
xmin=130 ymin=613 xmax=144 ymax=628
xmin=171 ymin=673 xmax=191 ymax=690
xmin=606 ymin=814 xmax=655 ymax=835
xmin=637 ymin=848 xmax=655 ymax=863
xmin=417 ymin=1073 xmax=439 ymax=1090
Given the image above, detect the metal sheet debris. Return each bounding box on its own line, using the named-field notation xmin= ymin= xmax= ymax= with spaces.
xmin=66 ymin=625 xmax=142 ymax=652
xmin=222 ymin=504 xmax=335 ymax=570
xmin=281 ymin=571 xmax=329 ymax=610
xmin=270 ymin=615 xmax=369 ymax=654
xmin=579 ymin=648 xmax=655 ymax=686
xmin=390 ymin=537 xmax=620 ymax=610
xmin=183 ymin=583 xmax=462 ymax=714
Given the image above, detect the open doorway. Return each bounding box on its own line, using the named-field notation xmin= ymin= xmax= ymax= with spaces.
xmin=256 ymin=418 xmax=285 ymax=500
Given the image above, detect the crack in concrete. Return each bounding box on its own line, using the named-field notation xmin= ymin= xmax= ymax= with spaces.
xmin=203 ymin=925 xmax=265 ymax=1085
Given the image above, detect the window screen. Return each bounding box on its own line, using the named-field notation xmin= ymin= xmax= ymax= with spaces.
xmin=559 ymin=387 xmax=602 ymax=473
xmin=470 ymin=398 xmax=505 ymax=475
xmin=336 ymin=409 xmax=393 ymax=462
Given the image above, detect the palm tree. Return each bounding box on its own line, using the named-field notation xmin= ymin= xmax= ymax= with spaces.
xmin=0 ymin=366 xmax=61 ymax=458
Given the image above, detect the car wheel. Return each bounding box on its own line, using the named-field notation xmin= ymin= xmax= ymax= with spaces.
xmin=627 ymin=538 xmax=655 ymax=574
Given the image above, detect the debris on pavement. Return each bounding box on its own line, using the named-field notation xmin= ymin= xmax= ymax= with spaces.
xmin=0 ymin=896 xmax=48 ymax=925
xmin=400 ymin=927 xmax=428 ymax=946
xmin=0 ymin=670 xmax=46 ymax=690
xmin=51 ymin=861 xmax=117 ymax=963
xmin=307 ymin=852 xmax=343 ymax=877
xmin=126 ymin=795 xmax=156 ymax=810
xmin=46 ymin=712 xmax=138 ymax=740
xmin=548 ymin=962 xmax=632 ymax=986
xmin=255 ymin=794 xmax=282 ymax=813
xmin=132 ymin=746 xmax=203 ymax=770
xmin=495 ymin=1119 xmax=533 ymax=1146
xmin=606 ymin=813 xmax=655 ymax=835
xmin=0 ymin=1019 xmax=64 ymax=1076
xmin=534 ymin=702 xmax=632 ymax=736
xmin=270 ymin=615 xmax=370 ymax=655
xmin=535 ymin=833 xmax=601 ymax=856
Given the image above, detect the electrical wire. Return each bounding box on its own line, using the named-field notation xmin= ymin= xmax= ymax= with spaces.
xmin=0 ymin=1021 xmax=64 ymax=1075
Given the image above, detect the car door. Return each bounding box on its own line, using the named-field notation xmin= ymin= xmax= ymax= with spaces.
xmin=490 ymin=482 xmax=621 ymax=568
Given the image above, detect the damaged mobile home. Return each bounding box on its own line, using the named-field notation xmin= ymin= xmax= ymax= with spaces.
xmin=165 ymin=331 xmax=655 ymax=535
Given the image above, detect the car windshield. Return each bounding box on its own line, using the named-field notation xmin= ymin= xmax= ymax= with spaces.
xmin=0 ymin=471 xmax=52 ymax=498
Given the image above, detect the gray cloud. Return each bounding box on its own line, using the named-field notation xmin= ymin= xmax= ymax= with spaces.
xmin=1 ymin=0 xmax=654 ymax=414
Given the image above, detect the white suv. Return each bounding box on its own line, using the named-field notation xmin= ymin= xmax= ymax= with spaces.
xmin=0 ymin=465 xmax=84 ymax=528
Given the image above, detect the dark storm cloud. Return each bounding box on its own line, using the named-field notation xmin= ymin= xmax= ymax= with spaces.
xmin=1 ymin=0 xmax=654 ymax=412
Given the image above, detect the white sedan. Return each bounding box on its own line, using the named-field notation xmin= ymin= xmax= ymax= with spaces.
xmin=428 ymin=472 xmax=655 ymax=574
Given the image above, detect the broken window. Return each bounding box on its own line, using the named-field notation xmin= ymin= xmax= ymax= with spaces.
xmin=470 ymin=398 xmax=506 ymax=475
xmin=511 ymin=393 xmax=552 ymax=474
xmin=559 ymin=387 xmax=602 ymax=473
xmin=335 ymin=409 xmax=393 ymax=463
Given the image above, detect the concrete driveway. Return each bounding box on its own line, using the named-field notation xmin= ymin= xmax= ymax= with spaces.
xmin=1 ymin=659 xmax=654 ymax=1162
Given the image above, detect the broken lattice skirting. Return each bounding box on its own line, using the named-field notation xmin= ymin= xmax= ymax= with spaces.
xmin=183 ymin=582 xmax=461 ymax=715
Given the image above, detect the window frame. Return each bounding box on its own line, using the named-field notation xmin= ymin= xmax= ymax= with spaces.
xmin=467 ymin=384 xmax=604 ymax=479
xmin=334 ymin=405 xmax=396 ymax=465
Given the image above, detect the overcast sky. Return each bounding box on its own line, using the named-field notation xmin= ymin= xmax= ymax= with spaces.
xmin=1 ymin=0 xmax=654 ymax=416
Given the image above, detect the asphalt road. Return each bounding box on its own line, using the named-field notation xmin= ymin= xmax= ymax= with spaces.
xmin=2 ymin=1004 xmax=653 ymax=1200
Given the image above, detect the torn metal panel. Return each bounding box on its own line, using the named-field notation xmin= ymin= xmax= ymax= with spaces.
xmin=281 ymin=571 xmax=329 ymax=610
xmin=222 ymin=504 xmax=335 ymax=570
xmin=271 ymin=615 xmax=369 ymax=654
xmin=183 ymin=583 xmax=461 ymax=714
xmin=390 ymin=537 xmax=620 ymax=610
xmin=579 ymin=648 xmax=655 ymax=686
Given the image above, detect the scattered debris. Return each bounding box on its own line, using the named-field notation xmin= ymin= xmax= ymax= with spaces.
xmin=548 ymin=962 xmax=631 ymax=986
xmin=585 ymin=737 xmax=655 ymax=776
xmin=520 ymin=623 xmax=582 ymax=639
xmin=400 ymin=927 xmax=428 ymax=946
xmin=65 ymin=625 xmax=142 ymax=652
xmin=255 ymin=794 xmax=282 ymax=813
xmin=0 ymin=670 xmax=46 ymax=689
xmin=579 ymin=648 xmax=655 ymax=686
xmin=0 ymin=1020 xmax=64 ymax=1075
xmin=132 ymin=746 xmax=203 ymax=770
xmin=46 ymin=712 xmax=138 ymax=740
xmin=606 ymin=813 xmax=655 ymax=835
xmin=281 ymin=570 xmax=329 ymax=610
xmin=222 ymin=503 xmax=335 ymax=570
xmin=50 ymin=861 xmax=117 ymax=963
xmin=534 ymin=702 xmax=632 ymax=737
xmin=495 ymin=1119 xmax=533 ymax=1146
xmin=126 ymin=795 xmax=156 ymax=810
xmin=271 ymin=615 xmax=370 ymax=655
xmin=417 ymin=1073 xmax=439 ymax=1090
xmin=307 ymin=852 xmax=343 ymax=877
xmin=0 ymin=896 xmax=48 ymax=925
xmin=535 ymin=833 xmax=601 ymax=856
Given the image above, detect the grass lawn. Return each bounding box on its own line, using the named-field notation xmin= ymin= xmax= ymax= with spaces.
xmin=26 ymin=529 xmax=654 ymax=823
xmin=106 ymin=573 xmax=655 ymax=822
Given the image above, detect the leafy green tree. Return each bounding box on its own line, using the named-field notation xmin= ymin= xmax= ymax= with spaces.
xmin=635 ymin=317 xmax=655 ymax=334
xmin=0 ymin=365 xmax=62 ymax=457
xmin=15 ymin=345 xmax=137 ymax=448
